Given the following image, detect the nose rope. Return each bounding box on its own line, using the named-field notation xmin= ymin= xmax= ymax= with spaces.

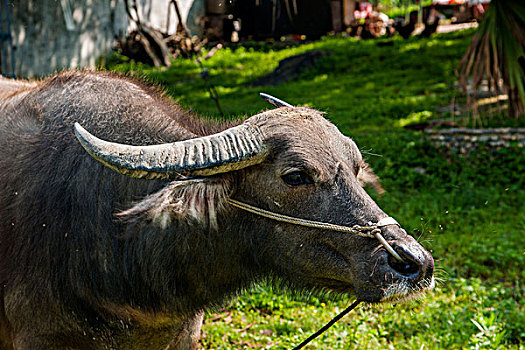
xmin=227 ymin=198 xmax=404 ymax=262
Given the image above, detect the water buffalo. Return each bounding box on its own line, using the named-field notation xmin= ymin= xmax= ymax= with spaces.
xmin=0 ymin=71 xmax=434 ymax=349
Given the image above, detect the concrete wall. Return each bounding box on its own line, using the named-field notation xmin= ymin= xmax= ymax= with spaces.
xmin=133 ymin=0 xmax=205 ymax=36
xmin=426 ymin=128 xmax=525 ymax=154
xmin=9 ymin=0 xmax=204 ymax=78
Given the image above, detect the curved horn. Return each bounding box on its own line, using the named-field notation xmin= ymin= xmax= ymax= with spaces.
xmin=259 ymin=93 xmax=293 ymax=108
xmin=74 ymin=122 xmax=268 ymax=180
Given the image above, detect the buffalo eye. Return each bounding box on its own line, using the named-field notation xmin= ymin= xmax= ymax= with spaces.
xmin=281 ymin=171 xmax=314 ymax=186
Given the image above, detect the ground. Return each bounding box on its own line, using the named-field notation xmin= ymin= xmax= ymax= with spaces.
xmin=104 ymin=28 xmax=524 ymax=349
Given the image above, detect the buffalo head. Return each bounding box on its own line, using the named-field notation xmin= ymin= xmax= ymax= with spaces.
xmin=75 ymin=103 xmax=434 ymax=304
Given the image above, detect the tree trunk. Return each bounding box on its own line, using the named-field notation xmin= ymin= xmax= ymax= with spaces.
xmin=508 ymin=87 xmax=525 ymax=118
xmin=343 ymin=0 xmax=356 ymax=26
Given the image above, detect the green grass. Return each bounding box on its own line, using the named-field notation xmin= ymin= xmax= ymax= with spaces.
xmin=103 ymin=29 xmax=525 ymax=349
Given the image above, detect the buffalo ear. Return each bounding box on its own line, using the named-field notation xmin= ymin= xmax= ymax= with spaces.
xmin=117 ymin=177 xmax=232 ymax=229
xmin=357 ymin=162 xmax=385 ymax=194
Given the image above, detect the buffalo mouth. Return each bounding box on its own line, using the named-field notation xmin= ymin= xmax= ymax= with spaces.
xmin=378 ymin=245 xmax=435 ymax=303
xmin=313 ymin=272 xmax=434 ymax=304
xmin=380 ymin=275 xmax=435 ymax=303
xmin=322 ymin=244 xmax=435 ymax=303
xmin=286 ymin=240 xmax=435 ymax=303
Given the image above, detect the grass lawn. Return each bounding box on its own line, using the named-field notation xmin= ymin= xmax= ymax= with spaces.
xmin=104 ymin=29 xmax=524 ymax=349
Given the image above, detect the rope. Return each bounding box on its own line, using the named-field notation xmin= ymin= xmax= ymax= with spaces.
xmin=291 ymin=299 xmax=362 ymax=350
xmin=228 ymin=199 xmax=375 ymax=237
xmin=226 ymin=198 xmax=404 ymax=261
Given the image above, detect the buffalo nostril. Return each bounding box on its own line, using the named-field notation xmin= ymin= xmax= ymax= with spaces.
xmin=388 ymin=253 xmax=419 ymax=277
xmin=387 ymin=246 xmax=422 ymax=279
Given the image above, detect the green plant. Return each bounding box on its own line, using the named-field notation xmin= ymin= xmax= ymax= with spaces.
xmin=457 ymin=0 xmax=525 ymax=119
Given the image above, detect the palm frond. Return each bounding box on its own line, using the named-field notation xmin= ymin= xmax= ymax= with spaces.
xmin=457 ymin=0 xmax=525 ymax=119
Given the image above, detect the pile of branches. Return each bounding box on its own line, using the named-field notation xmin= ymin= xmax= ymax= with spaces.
xmin=119 ymin=0 xmax=206 ymax=66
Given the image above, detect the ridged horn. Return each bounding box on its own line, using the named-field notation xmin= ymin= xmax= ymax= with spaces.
xmin=259 ymin=93 xmax=293 ymax=108
xmin=74 ymin=122 xmax=268 ymax=180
